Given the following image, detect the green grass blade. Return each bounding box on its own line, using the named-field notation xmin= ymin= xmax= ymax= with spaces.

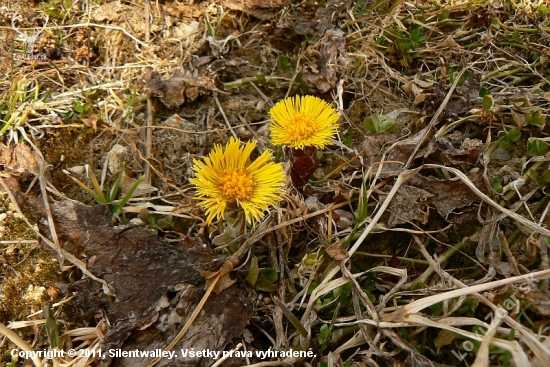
xmin=86 ymin=165 xmax=107 ymax=204
xmin=65 ymin=172 xmax=102 ymax=203
xmin=108 ymin=162 xmax=125 ymax=202
xmin=112 ymin=175 xmax=144 ymax=216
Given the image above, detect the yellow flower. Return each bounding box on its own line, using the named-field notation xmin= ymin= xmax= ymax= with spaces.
xmin=190 ymin=137 xmax=285 ymax=224
xmin=269 ymin=95 xmax=340 ymax=150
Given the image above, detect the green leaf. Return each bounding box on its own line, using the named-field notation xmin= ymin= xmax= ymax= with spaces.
xmin=72 ymin=101 xmax=83 ymax=113
xmin=438 ymin=9 xmax=450 ymax=20
xmin=527 ymin=140 xmax=549 ymax=157
xmin=364 ymin=115 xmax=380 ymax=133
xmin=533 ymin=117 xmax=546 ymax=127
xmin=85 ymin=166 xmax=107 ymax=204
xmin=66 ymin=173 xmax=102 ymax=203
xmin=499 ymin=136 xmax=510 ymax=150
xmin=357 ymin=178 xmax=369 ymax=222
xmin=43 ymin=305 xmax=59 ymax=348
xmin=479 ymin=89 xmax=490 ymax=97
xmin=491 ymin=178 xmax=503 ymax=194
xmin=491 ymin=18 xmax=500 ymax=29
xmin=512 ymin=98 xmax=529 ymax=108
xmin=538 ymin=170 xmax=550 ymax=184
xmin=379 ymin=119 xmax=397 ymax=133
xmin=455 ymin=297 xmax=478 ymax=317
xmin=434 ymin=329 xmax=455 ymax=349
xmin=107 ymin=162 xmax=125 ymax=202
xmin=482 ymin=95 xmax=493 ymax=110
xmin=112 ymin=175 xmax=144 ymax=216
xmin=508 ymin=129 xmax=521 ymax=142
xmin=255 ymin=279 xmax=277 ymax=292
xmin=317 ymin=324 xmax=330 ymax=345
xmin=156 ymin=215 xmax=174 ymax=229
xmin=526 ymin=110 xmax=546 ymax=127
xmin=430 ymin=302 xmax=443 ymax=316
xmin=256 ymin=72 xmax=266 ymax=85
xmin=277 ymin=55 xmax=292 ymax=70
xmin=259 ymin=268 xmax=278 ymax=282
xmin=245 ymin=257 xmax=259 ymax=285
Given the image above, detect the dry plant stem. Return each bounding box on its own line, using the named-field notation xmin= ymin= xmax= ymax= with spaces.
xmin=0 ymin=176 xmax=115 ymax=294
xmin=211 ymin=343 xmax=242 ymax=367
xmin=238 ymin=115 xmax=266 ymax=151
xmin=394 ymin=269 xmax=550 ymax=366
xmin=313 ymin=153 xmax=360 ymax=183
xmin=540 ymin=236 xmax=549 ymax=294
xmin=214 ymin=93 xmax=238 ymax=139
xmin=151 ymin=219 xmax=274 ymax=367
xmin=341 ymin=263 xmax=378 ymax=348
xmin=142 ymin=96 xmax=154 ymax=185
xmin=297 ymin=168 xmax=421 ymax=324
xmin=272 ymin=297 xmax=308 ymax=338
xmin=268 ymin=233 xmax=287 ymax=349
xmin=412 ymin=231 xmax=478 ymax=287
xmin=384 ymin=268 xmax=550 ymax=321
xmin=435 ymin=114 xmax=481 ymax=138
xmin=0 ymin=23 xmax=148 ymax=47
xmin=39 ymin=159 xmax=61 ymax=254
xmin=354 ymin=251 xmax=429 ymax=265
xmin=506 ymin=195 xmax=550 ymax=246
xmin=405 ymin=67 xmax=470 ymax=168
xmin=472 ymin=307 xmax=508 ymax=367
xmin=424 ymin=164 xmax=550 ymax=236
xmin=146 ymin=271 xmax=221 ymax=367
xmin=144 ymin=0 xmax=150 ymax=43
xmin=401 ymin=314 xmax=531 ymax=366
xmin=498 ymin=230 xmax=521 ymax=276
xmin=0 ymin=240 xmax=38 ymax=244
xmin=0 ymin=322 xmax=41 ymax=367
xmin=348 ymin=167 xmax=421 ymax=257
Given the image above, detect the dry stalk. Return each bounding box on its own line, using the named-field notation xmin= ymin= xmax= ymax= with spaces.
xmin=0 ymin=176 xmax=115 ymax=295
xmin=470 ymin=306 xmax=507 ymax=367
xmin=0 ymin=322 xmax=42 ymax=367
xmin=498 ymin=230 xmax=521 ymax=276
xmin=146 ymin=270 xmax=222 ymax=367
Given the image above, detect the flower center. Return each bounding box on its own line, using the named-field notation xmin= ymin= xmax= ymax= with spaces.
xmin=220 ymin=168 xmax=256 ymax=202
xmin=286 ymin=113 xmax=316 ymax=141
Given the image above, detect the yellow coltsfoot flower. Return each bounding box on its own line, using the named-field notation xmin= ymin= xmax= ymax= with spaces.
xmin=269 ymin=95 xmax=340 ymax=150
xmin=190 ymin=137 xmax=285 ymax=224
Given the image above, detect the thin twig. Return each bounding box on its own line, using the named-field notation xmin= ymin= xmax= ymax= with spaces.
xmin=0 ymin=322 xmax=41 ymax=367
xmin=498 ymin=230 xmax=521 ymax=276
xmin=213 ymin=93 xmax=238 ymax=139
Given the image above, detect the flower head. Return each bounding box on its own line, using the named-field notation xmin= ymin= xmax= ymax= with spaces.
xmin=190 ymin=137 xmax=285 ymax=224
xmin=269 ymin=95 xmax=340 ymax=150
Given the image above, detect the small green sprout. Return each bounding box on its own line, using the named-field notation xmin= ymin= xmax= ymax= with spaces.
xmin=364 ymin=114 xmax=396 ymax=133
xmin=65 ymin=162 xmax=144 ymax=222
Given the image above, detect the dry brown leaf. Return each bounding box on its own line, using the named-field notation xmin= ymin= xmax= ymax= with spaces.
xmin=300 ymin=28 xmax=352 ymax=93
xmin=326 ymin=242 xmax=349 ymax=261
xmin=0 ymin=143 xmax=38 ymax=177
xmin=382 ymin=185 xmax=433 ymax=227
xmin=93 ymin=1 xmax=124 ymax=22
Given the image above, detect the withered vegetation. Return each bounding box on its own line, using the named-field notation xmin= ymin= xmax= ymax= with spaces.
xmin=2 ymin=0 xmax=550 ymax=366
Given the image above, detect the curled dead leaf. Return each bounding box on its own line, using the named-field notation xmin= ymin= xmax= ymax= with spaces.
xmin=326 ymin=242 xmax=349 ymax=261
xmin=0 ymin=144 xmax=38 ymax=177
